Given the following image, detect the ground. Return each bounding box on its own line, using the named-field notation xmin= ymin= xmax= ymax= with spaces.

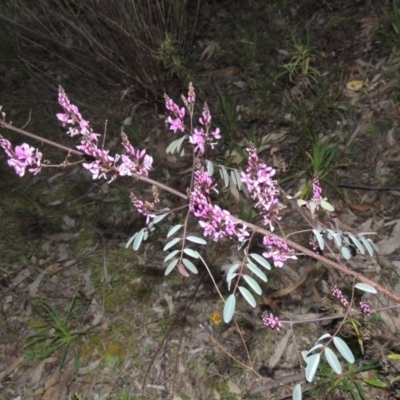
xmin=1 ymin=0 xmax=400 ymax=399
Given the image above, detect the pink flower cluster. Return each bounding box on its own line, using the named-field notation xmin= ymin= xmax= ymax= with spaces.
xmin=56 ymin=87 xmax=153 ymax=180
xmin=189 ymin=166 xmax=248 ymax=242
xmin=359 ymin=300 xmax=371 ymax=315
xmin=262 ymin=312 xmax=282 ymax=331
xmin=262 ymin=235 xmax=297 ymax=268
xmin=241 ymin=147 xmax=282 ymax=231
xmin=307 ymin=176 xmax=322 ymax=213
xmin=165 ymin=84 xmax=221 ymax=155
xmin=0 ymin=138 xmax=42 ymax=177
xmin=311 ymin=177 xmax=322 ymax=201
xmin=331 ymin=284 xmax=350 ymax=308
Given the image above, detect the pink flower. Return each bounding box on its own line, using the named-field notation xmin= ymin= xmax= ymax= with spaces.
xmin=241 ymin=147 xmax=283 ymax=231
xmin=262 ymin=312 xmax=282 ymax=331
xmin=262 ymin=235 xmax=297 ymax=268
xmin=0 ymin=138 xmax=42 ymax=177
xmin=331 ymin=284 xmax=349 ymax=308
xmin=166 ymin=116 xmax=185 ymax=133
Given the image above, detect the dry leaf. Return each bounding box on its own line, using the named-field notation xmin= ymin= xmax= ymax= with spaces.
xmin=346 ymin=80 xmax=365 ymax=91
xmin=78 ymin=360 xmax=101 ymax=375
xmin=268 ymin=329 xmax=291 ymax=370
xmin=30 ymin=357 xmax=57 ymax=385
xmin=0 ymin=357 xmax=23 ymax=382
xmin=227 ymin=380 xmax=241 ymax=395
xmin=377 ymin=220 xmax=400 ymax=255
xmin=28 ymin=269 xmax=47 ymax=297
xmin=164 ymin=294 xmax=174 ymax=315
xmin=349 ymin=204 xmax=376 ymax=212
xmin=10 ymin=269 xmax=31 ymax=288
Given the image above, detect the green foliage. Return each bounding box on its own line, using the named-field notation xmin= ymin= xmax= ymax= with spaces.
xmin=2 ymin=0 xmax=192 ymax=103
xmin=380 ymin=0 xmax=400 ymax=48
xmin=306 ymin=133 xmax=347 ymax=188
xmin=276 ymin=28 xmax=320 ymax=84
xmin=280 ymin=133 xmax=347 ymax=197
xmin=24 ymin=297 xmax=89 ymax=368
xmin=218 ymin=92 xmax=239 ymax=141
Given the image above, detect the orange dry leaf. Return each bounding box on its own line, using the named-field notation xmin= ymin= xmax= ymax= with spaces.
xmin=349 ymin=204 xmax=376 ymax=212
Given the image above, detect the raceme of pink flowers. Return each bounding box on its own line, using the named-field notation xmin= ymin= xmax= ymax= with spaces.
xmin=331 ymin=284 xmax=350 ymax=308
xmin=189 ymin=165 xmax=248 ymax=242
xmin=165 ymin=85 xmax=221 ymax=155
xmin=241 ymin=147 xmax=282 ymax=231
xmin=0 ymin=138 xmax=42 ymax=177
xmin=360 ymin=300 xmax=371 ymax=315
xmin=262 ymin=312 xmax=283 ymax=331
xmin=56 ymin=87 xmax=153 ymax=180
xmin=262 ymin=235 xmax=297 ymax=268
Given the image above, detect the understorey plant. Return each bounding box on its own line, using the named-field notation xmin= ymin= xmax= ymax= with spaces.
xmin=1 ymin=83 xmax=400 ymax=399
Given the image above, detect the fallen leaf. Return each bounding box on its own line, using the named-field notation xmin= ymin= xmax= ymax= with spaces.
xmin=10 ymin=269 xmax=31 ymax=288
xmin=346 ymin=80 xmax=365 ymax=91
xmin=268 ymin=329 xmax=291 ymax=370
xmin=227 ymin=380 xmax=241 ymax=395
xmin=164 ymin=294 xmax=174 ymax=315
xmin=349 ymin=204 xmax=376 ymax=212
xmin=30 ymin=357 xmax=57 ymax=385
xmin=377 ymin=220 xmax=400 ymax=255
xmin=28 ymin=269 xmax=47 ymax=297
xmin=78 ymin=360 xmax=101 ymax=375
xmin=0 ymin=357 xmax=23 ymax=382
